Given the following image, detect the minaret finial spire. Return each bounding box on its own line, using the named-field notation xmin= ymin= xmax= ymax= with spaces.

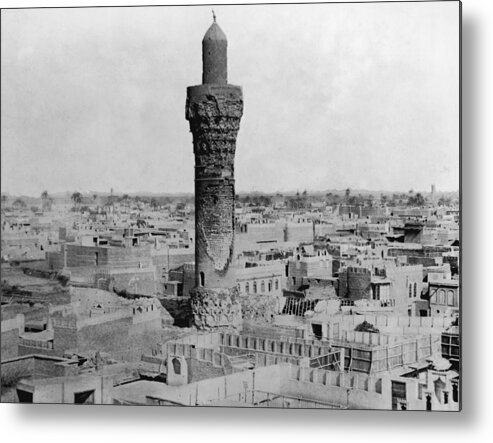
xmin=202 ymin=11 xmax=227 ymax=84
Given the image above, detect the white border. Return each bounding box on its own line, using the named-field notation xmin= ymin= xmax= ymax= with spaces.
xmin=1 ymin=0 xmax=492 ymax=441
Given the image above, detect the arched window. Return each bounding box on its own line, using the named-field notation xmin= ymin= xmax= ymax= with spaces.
xmin=409 ymin=284 xmax=412 ymax=298
xmin=438 ymin=289 xmax=446 ymax=305
xmin=199 ymin=272 xmax=205 ymax=287
xmin=253 ymin=281 xmax=257 ymax=294
xmin=172 ymin=357 xmax=181 ymax=375
xmin=268 ymin=280 xmax=272 ymax=292
xmin=413 ymin=282 xmax=418 ymax=298
xmin=245 ymin=282 xmax=250 ymax=294
xmin=261 ymin=281 xmax=265 ymax=293
xmin=447 ymin=290 xmax=455 ymax=306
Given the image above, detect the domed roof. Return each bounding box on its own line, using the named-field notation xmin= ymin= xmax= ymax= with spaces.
xmin=202 ymin=21 xmax=227 ymax=43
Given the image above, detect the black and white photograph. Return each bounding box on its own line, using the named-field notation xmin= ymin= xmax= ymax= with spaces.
xmin=1 ymin=0 xmax=462 ymax=413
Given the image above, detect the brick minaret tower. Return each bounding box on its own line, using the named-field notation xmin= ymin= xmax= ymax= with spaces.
xmin=186 ymin=16 xmax=243 ymax=329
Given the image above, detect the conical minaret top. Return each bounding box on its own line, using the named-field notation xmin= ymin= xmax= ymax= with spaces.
xmin=202 ymin=14 xmax=227 ymax=84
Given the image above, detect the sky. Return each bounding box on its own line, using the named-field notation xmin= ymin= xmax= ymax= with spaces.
xmin=1 ymin=2 xmax=460 ymax=197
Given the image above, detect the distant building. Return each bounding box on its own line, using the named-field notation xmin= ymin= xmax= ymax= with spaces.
xmin=428 ymin=276 xmax=459 ymax=316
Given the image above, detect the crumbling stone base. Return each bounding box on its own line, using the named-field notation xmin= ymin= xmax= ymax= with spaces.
xmin=189 ymin=286 xmax=242 ymax=330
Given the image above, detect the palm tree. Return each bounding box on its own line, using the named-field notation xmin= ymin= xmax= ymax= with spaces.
xmin=71 ymin=191 xmax=82 ymax=210
xmin=345 ymin=188 xmax=351 ymax=202
xmin=41 ymin=190 xmax=53 ymax=211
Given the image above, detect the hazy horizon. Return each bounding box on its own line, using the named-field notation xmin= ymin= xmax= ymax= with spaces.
xmin=1 ymin=3 xmax=460 ymax=196
xmin=1 ymin=187 xmax=459 ymax=201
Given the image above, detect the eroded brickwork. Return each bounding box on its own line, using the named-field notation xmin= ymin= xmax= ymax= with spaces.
xmin=186 ymin=84 xmax=243 ymax=284
xmin=189 ymin=287 xmax=242 ymax=330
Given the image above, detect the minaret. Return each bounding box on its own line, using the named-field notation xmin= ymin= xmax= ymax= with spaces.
xmin=186 ymin=16 xmax=243 ymax=329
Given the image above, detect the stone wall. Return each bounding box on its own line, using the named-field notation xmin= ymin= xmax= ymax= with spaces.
xmin=53 ymin=322 xmax=78 ymax=354
xmin=339 ymin=267 xmax=372 ymax=299
xmin=187 ymin=357 xmax=226 ymax=383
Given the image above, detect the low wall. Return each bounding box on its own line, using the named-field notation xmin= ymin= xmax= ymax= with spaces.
xmin=219 ymin=333 xmax=332 ymax=359
xmin=242 ymin=319 xmax=306 ymax=340
xmin=164 ymin=331 xmax=222 ymax=348
xmin=279 ymin=365 xmax=392 ymax=410
xmin=338 ymin=314 xmax=452 ymax=333
xmin=18 ymin=337 xmax=57 ymax=357
xmin=147 ymin=365 xmax=283 ymax=406
xmin=1 ymin=354 xmax=77 ymax=384
xmin=19 ymin=374 xmax=114 ymax=404
xmin=1 ymin=314 xmax=25 ymax=333
xmin=164 ymin=342 xmax=231 ymax=368
xmin=329 ymin=334 xmax=439 ymax=374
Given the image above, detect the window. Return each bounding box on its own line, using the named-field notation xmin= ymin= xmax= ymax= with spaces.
xmin=261 ymin=281 xmax=265 ymax=293
xmin=413 ymin=282 xmax=418 ymax=298
xmin=292 ymin=277 xmax=296 ymax=286
xmin=373 ymin=286 xmax=380 ymax=301
xmin=199 ymin=272 xmax=205 ymax=287
xmin=245 ymin=282 xmax=250 ymax=294
xmin=452 ymin=384 xmax=458 ymax=403
xmin=74 ymin=390 xmax=95 ymax=404
xmin=17 ymin=389 xmax=33 ymax=403
xmin=253 ymin=281 xmax=257 ymax=294
xmin=312 ymin=324 xmax=322 ymax=340
xmin=172 ymin=357 xmax=181 ymax=375
xmin=268 ymin=280 xmax=272 ymax=292
xmin=447 ymin=290 xmax=455 ymax=306
xmin=275 ymin=279 xmax=279 ymax=290
xmin=438 ymin=289 xmax=446 ymax=305
xmin=409 ymin=284 xmax=412 ymax=298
